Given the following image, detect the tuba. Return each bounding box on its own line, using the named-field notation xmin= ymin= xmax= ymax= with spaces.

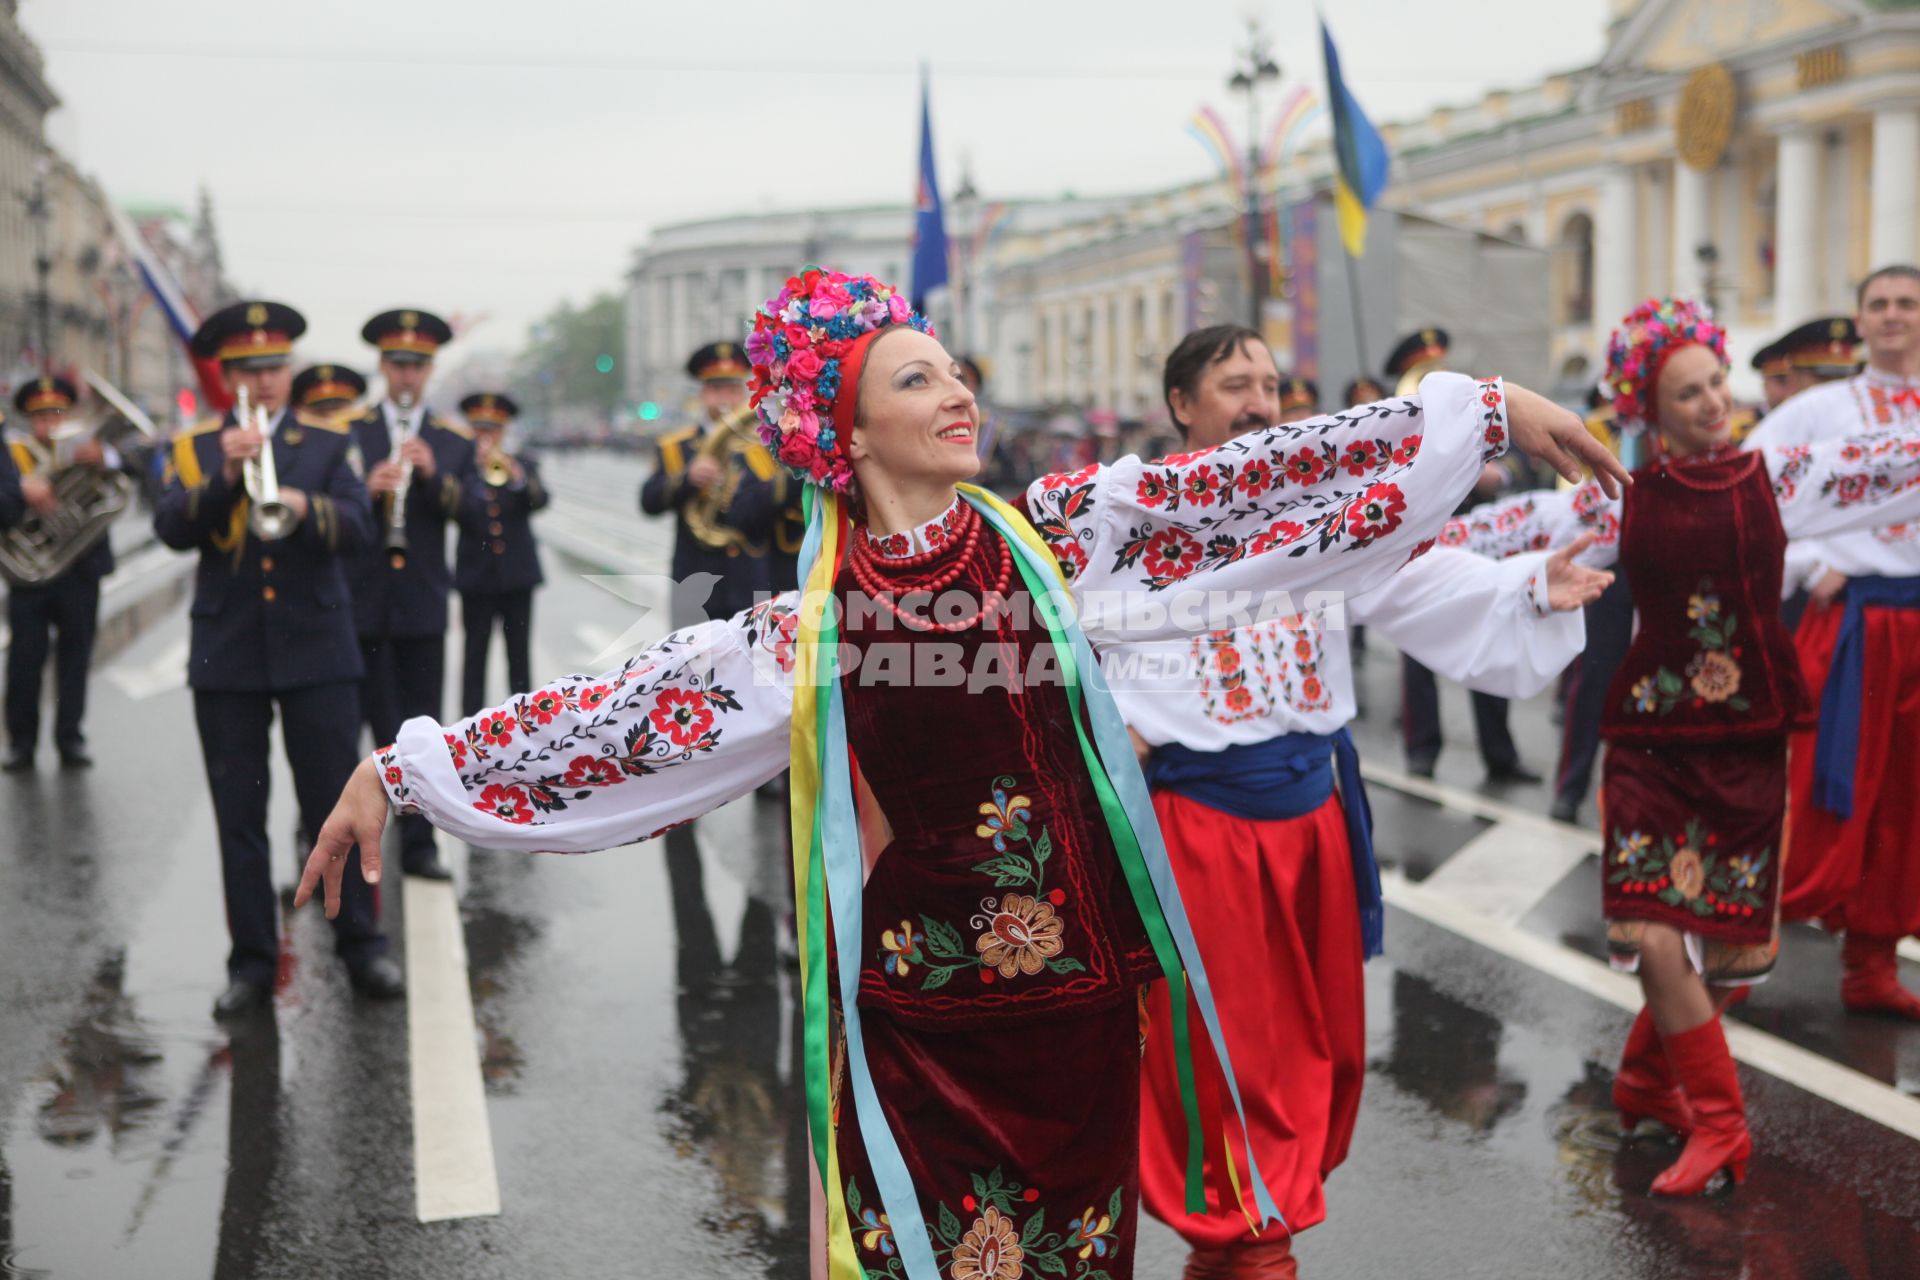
xmin=237 ymin=386 xmax=297 ymax=540
xmin=682 ymin=404 xmax=763 ymax=553
xmin=0 ymin=370 xmax=155 ymax=587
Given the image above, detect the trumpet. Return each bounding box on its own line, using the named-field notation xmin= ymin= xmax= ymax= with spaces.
xmin=237 ymin=385 xmax=298 ymax=541
xmin=384 ymin=391 xmax=416 ymax=569
xmin=480 ymin=444 xmax=520 ymax=490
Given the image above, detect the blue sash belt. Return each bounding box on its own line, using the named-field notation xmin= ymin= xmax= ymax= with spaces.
xmin=1812 ymin=574 xmax=1920 ymax=817
xmin=1146 ymin=728 xmax=1382 ymax=958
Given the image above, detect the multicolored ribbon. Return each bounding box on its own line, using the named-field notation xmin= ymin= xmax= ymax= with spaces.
xmin=788 ymin=485 xmax=1282 ymax=1280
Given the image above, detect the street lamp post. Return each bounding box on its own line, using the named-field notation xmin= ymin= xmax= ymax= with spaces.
xmin=1228 ymin=19 xmax=1280 ymax=330
xmin=24 ymin=154 xmax=52 ymax=372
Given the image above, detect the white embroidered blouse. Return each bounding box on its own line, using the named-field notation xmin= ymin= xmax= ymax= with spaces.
xmin=1741 ymin=368 xmax=1920 ymax=580
xmin=1113 ymin=547 xmax=1577 ymax=749
xmin=377 ymin=374 xmax=1515 ymax=851
xmin=1436 ymin=430 xmax=1920 ymax=569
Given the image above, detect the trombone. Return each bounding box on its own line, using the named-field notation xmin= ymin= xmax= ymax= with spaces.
xmin=234 ymin=385 xmax=297 ymax=540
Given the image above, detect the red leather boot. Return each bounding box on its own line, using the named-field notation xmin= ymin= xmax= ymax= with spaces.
xmin=1840 ymin=933 xmax=1920 ymax=1021
xmin=1614 ymin=1006 xmax=1692 ymax=1136
xmin=1650 ymin=1017 xmax=1750 ymax=1196
xmin=1182 ymin=1238 xmax=1298 ymax=1280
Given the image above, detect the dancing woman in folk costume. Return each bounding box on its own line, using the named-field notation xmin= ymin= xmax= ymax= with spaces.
xmin=296 ymin=270 xmax=1624 ymax=1279
xmin=1439 ymin=297 xmax=1920 ymax=1198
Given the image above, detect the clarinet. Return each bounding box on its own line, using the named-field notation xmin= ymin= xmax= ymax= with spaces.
xmin=384 ymin=391 xmax=416 ymax=569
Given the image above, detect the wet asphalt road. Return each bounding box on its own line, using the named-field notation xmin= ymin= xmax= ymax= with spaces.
xmin=2 ymin=452 xmax=1918 ymax=1279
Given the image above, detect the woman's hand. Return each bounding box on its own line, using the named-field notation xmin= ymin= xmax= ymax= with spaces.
xmin=294 ymin=757 xmax=390 ymax=918
xmin=1504 ymin=382 xmax=1631 ymax=498
xmin=1544 ymin=532 xmax=1614 ymax=612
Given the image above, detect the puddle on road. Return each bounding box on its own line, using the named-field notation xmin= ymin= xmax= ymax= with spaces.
xmin=1369 ymin=965 xmax=1920 ymax=1278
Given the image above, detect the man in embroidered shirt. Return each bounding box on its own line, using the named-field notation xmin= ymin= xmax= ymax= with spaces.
xmin=1743 ymin=264 xmax=1920 ymax=1020
xmin=1120 ymin=325 xmax=1607 ymax=1276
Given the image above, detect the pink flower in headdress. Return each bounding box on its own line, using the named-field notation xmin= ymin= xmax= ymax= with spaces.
xmin=809 ymin=282 xmax=853 ymax=317
xmin=780 ymin=432 xmax=812 ymax=465
xmin=777 ymin=407 xmax=804 ymax=437
xmin=782 ymin=324 xmax=812 ymax=350
xmin=789 ymin=385 xmax=815 ymax=411
xmin=789 ymin=348 xmax=824 ymax=381
xmin=887 ymin=294 xmax=911 ymax=324
xmin=769 ymin=359 xmax=787 ymax=385
xmin=745 ymin=328 xmax=775 ymax=365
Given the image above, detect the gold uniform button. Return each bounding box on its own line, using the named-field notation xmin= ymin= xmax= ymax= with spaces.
xmin=489 ymin=522 xmax=504 ymax=535
xmin=260 ymin=556 xmax=274 ymax=573
xmin=491 ymin=544 xmax=506 ymax=555
xmin=486 ymin=503 xmax=501 ymax=517
xmin=263 ymin=586 xmax=278 ymax=602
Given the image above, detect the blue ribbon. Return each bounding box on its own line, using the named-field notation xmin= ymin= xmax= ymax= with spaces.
xmin=1811 ymin=574 xmax=1920 ymax=818
xmin=1147 ymin=729 xmax=1382 ymax=959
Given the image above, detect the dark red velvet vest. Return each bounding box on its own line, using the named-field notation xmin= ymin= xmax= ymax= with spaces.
xmin=837 ymin=524 xmax=1158 ymax=1031
xmin=1601 ymin=451 xmax=1810 ymax=745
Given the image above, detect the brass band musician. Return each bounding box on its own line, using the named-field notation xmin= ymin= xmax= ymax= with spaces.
xmin=455 ymin=392 xmax=548 ymax=715
xmin=638 ymin=341 xmax=780 ymax=624
xmin=3 ymin=376 xmax=138 ymax=771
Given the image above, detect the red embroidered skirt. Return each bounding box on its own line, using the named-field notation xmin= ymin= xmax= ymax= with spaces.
xmin=1780 ymin=599 xmax=1920 ymax=937
xmin=1600 ymin=739 xmax=1785 ymax=950
xmin=1138 ymin=789 xmax=1365 ymax=1246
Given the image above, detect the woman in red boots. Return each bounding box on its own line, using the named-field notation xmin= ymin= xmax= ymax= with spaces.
xmin=1442 ymin=297 xmax=1920 ymax=1196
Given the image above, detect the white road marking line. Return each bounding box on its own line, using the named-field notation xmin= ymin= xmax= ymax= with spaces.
xmin=1421 ymin=820 xmax=1595 ymax=926
xmin=1362 ymin=760 xmax=1920 ymax=970
xmin=105 ymin=637 xmax=190 ymax=701
xmin=1382 ymin=869 xmax=1920 ymax=1142
xmin=406 ymin=875 xmax=501 ymax=1222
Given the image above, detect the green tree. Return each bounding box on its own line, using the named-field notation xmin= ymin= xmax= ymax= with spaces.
xmin=516 ymin=292 xmax=624 ymax=419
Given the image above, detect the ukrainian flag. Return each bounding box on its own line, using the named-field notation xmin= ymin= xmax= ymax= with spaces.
xmin=1321 ymin=19 xmax=1389 ymax=257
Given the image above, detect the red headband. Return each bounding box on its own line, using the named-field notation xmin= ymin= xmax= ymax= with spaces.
xmin=828 ymin=327 xmax=888 ymax=439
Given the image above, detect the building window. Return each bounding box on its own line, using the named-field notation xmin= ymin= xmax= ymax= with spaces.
xmin=1556 ymin=213 xmax=1595 ymax=325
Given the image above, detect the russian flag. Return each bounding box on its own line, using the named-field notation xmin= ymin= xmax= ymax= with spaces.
xmin=105 ymin=200 xmax=232 ymax=414
xmin=909 ymin=66 xmax=949 ymax=314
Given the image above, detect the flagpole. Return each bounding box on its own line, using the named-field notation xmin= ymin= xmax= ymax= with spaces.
xmin=1340 ymin=225 xmax=1371 ymax=382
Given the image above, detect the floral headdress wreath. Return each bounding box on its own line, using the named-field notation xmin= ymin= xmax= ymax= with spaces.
xmin=745 ymin=268 xmax=934 ymax=494
xmin=1605 ymin=297 xmax=1728 ymax=432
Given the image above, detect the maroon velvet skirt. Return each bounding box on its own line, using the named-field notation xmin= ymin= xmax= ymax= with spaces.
xmin=1600 ymin=739 xmax=1785 ymax=977
xmin=837 ymin=998 xmax=1142 ymax=1277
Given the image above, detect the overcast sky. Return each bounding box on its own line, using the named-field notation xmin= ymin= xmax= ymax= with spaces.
xmin=31 ymin=0 xmax=1614 ymax=373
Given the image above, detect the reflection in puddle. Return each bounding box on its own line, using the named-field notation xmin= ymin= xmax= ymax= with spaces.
xmin=1377 ymin=970 xmax=1527 ymax=1136
xmin=660 ymin=818 xmax=806 ymax=1265
xmin=30 ymin=952 xmax=163 ymax=1153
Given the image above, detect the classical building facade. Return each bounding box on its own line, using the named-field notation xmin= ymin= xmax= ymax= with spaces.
xmin=1367 ymin=0 xmax=1920 ymax=384
xmin=621 ymin=0 xmax=1920 ymax=419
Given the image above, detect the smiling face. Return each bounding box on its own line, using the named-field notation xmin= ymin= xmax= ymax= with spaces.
xmin=1168 ymin=338 xmax=1280 ymax=449
xmin=1652 ymin=343 xmax=1734 ymax=457
xmin=846 ymin=328 xmax=982 ymax=492
xmin=1857 ymin=271 xmax=1920 ymax=369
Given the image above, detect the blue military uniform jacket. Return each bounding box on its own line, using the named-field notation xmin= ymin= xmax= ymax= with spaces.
xmin=455 ymin=455 xmax=547 ymax=593
xmin=638 ymin=420 xmax=776 ymax=618
xmin=154 ymin=409 xmax=374 ymax=692
xmin=341 ymin=403 xmax=478 ymax=637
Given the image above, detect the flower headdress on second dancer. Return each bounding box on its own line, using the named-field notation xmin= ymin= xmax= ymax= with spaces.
xmin=1605 ymin=297 xmax=1728 ymax=433
xmin=744 ymin=268 xmax=1282 ymax=1279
